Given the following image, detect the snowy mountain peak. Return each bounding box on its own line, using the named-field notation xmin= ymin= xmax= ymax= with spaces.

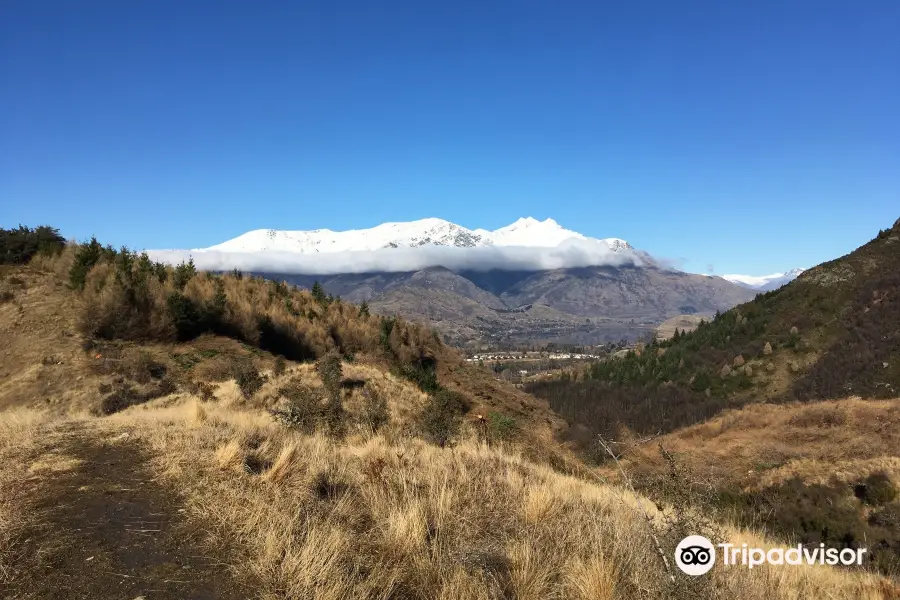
xmin=722 ymin=268 xmax=806 ymax=291
xmin=204 ymin=217 xmax=627 ymax=254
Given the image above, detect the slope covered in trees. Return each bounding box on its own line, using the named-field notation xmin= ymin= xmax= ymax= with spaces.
xmin=529 ymin=217 xmax=900 ymax=440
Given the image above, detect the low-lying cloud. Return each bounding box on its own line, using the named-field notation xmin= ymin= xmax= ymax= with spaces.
xmin=147 ymin=238 xmax=647 ymax=275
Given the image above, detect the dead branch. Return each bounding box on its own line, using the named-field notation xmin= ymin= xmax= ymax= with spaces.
xmin=598 ymin=434 xmax=675 ymax=583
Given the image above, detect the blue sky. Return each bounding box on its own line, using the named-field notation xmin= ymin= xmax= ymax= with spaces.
xmin=1 ymin=0 xmax=897 ymax=275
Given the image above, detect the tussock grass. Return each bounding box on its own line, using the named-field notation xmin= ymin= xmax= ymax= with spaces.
xmin=627 ymin=397 xmax=900 ymax=490
xmin=0 ymin=409 xmax=63 ymax=583
xmin=107 ymin=399 xmax=896 ymax=600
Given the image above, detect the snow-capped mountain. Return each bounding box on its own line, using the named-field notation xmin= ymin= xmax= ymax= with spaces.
xmin=203 ymin=217 xmax=632 ymax=254
xmin=142 ymin=217 xmax=650 ymax=276
xmin=722 ymin=268 xmax=806 ymax=291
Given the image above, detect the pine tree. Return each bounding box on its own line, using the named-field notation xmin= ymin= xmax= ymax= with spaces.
xmin=311 ymin=281 xmax=328 ymax=305
xmin=173 ymin=258 xmax=197 ymax=291
xmin=69 ymin=237 xmax=103 ymax=290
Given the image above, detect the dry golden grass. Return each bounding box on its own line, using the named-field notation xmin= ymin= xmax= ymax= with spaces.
xmin=0 ymin=408 xmax=66 ymax=583
xmin=100 ymin=397 xmax=896 ymax=600
xmin=624 ymin=397 xmax=900 ymax=491
xmin=4 ymin=261 xmax=899 ymax=597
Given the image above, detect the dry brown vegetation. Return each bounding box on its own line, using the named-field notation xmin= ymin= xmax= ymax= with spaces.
xmin=623 ymin=398 xmax=900 ymax=491
xmin=0 ymin=409 xmax=66 ymax=583
xmin=531 ymin=218 xmax=900 ymax=446
xmin=617 ymin=398 xmax=900 ymax=576
xmin=3 ymin=245 xmax=900 ymax=598
xmin=107 ymin=393 xmax=896 ymax=600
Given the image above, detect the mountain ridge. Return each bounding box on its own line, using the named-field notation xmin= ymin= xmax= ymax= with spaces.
xmin=723 ymin=268 xmax=806 ymax=291
xmin=203 ymin=216 xmax=633 ymax=254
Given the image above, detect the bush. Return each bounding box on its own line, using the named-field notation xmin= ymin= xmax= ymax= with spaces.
xmin=398 ymin=358 xmax=440 ymax=393
xmin=316 ymin=352 xmax=346 ymax=438
xmin=166 ymin=292 xmax=204 ymax=341
xmin=854 ymin=472 xmax=898 ymax=506
xmin=487 ymin=411 xmax=517 ymax=441
xmin=316 ymin=351 xmax=343 ymax=393
xmin=272 ymin=381 xmax=325 ymax=433
xmin=235 ymin=362 xmax=264 ymax=399
xmin=379 ymin=317 xmax=395 ymax=353
xmin=273 ymin=356 xmax=287 ymax=377
xmin=723 ymin=476 xmax=900 ymax=575
xmin=0 ymin=225 xmax=65 ymax=265
xmin=69 ymin=237 xmax=103 ymax=290
xmin=96 ymin=378 xmax=177 ymax=415
xmin=421 ymin=389 xmax=468 ymax=447
xmin=360 ymin=383 xmax=389 ymax=433
xmin=172 ymin=258 xmax=197 ymax=291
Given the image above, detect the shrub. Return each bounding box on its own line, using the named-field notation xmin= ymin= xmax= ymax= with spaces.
xmin=360 ymin=383 xmax=389 ymax=433
xmin=0 ymin=225 xmax=65 ymax=265
xmin=166 ymin=292 xmax=204 ymax=341
xmin=272 ymin=381 xmax=325 ymax=434
xmin=273 ymin=356 xmax=287 ymax=377
xmin=235 ymin=362 xmax=264 ymax=399
xmin=316 ymin=351 xmax=343 ymax=394
xmin=854 ymin=472 xmax=898 ymax=506
xmin=0 ymin=290 xmax=14 ymax=304
xmin=69 ymin=237 xmax=103 ymax=290
xmin=398 ymin=359 xmax=440 ymax=393
xmin=95 ymin=378 xmax=177 ymax=415
xmin=379 ymin=317 xmax=395 ymax=353
xmin=193 ymin=381 xmax=216 ymax=402
xmin=172 ymin=258 xmax=197 ymax=291
xmin=421 ymin=389 xmax=468 ymax=447
xmin=487 ymin=411 xmax=517 ymax=441
xmin=316 ymin=352 xmax=346 ymax=438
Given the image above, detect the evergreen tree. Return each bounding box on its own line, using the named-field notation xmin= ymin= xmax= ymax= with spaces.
xmin=69 ymin=237 xmax=103 ymax=290
xmin=311 ymin=281 xmax=328 ymax=305
xmin=0 ymin=225 xmax=65 ymax=264
xmin=173 ymin=258 xmax=197 ymax=291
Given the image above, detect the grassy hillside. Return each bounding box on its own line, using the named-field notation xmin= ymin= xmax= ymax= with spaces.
xmin=2 ymin=235 xmax=573 ymax=464
xmin=530 ymin=217 xmax=900 ymax=441
xmin=527 ymin=217 xmax=900 ymax=578
xmin=2 ymin=228 xmax=900 ymax=597
xmin=621 ymin=399 xmax=900 ymax=575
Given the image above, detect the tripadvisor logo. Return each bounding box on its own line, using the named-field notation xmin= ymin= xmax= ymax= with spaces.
xmin=675 ymin=535 xmax=868 ymax=576
xmin=675 ymin=535 xmax=716 ymax=576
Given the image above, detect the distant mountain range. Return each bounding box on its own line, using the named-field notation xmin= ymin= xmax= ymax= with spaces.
xmin=722 ymin=268 xmax=806 ymax=291
xmin=205 ymin=217 xmax=633 ymax=254
xmin=147 ymin=217 xmax=802 ymax=347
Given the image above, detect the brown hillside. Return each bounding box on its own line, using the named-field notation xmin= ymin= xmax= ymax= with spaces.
xmin=1 ymin=251 xmax=574 ymax=467
xmin=3 ymin=241 xmax=900 ymax=597
xmin=530 ymin=217 xmax=900 ymax=441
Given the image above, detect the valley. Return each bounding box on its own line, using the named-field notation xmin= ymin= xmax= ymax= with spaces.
xmin=1 ymin=218 xmax=898 ymax=599
xmin=148 ymin=217 xmax=772 ymax=347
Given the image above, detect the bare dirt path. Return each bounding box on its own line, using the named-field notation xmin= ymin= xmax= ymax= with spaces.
xmin=3 ymin=423 xmax=252 ymax=600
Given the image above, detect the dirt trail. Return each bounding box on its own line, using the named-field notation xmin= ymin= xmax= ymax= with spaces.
xmin=4 ymin=424 xmax=251 ymax=600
